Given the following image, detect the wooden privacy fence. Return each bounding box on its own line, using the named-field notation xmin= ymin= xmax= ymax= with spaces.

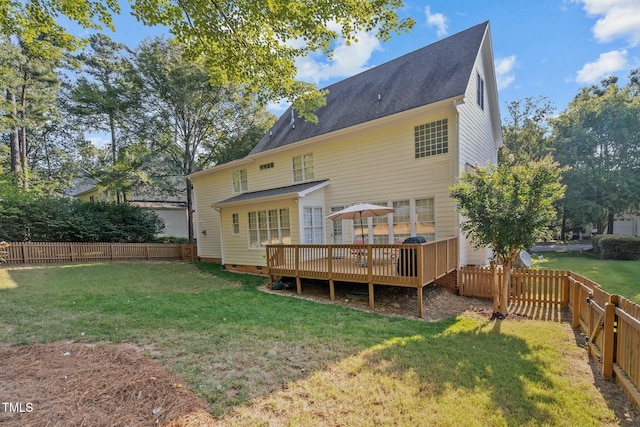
xmin=459 ymin=266 xmax=568 ymax=307
xmin=2 ymin=242 xmax=197 ymax=264
xmin=459 ymin=266 xmax=640 ymax=411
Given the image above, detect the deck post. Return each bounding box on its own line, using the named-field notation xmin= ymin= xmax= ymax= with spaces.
xmin=417 ymin=285 xmax=423 ymax=318
xmin=296 ymin=277 xmax=302 ymax=295
xmin=368 ymin=282 xmax=374 ymax=309
xmin=329 ymin=279 xmax=335 ymax=300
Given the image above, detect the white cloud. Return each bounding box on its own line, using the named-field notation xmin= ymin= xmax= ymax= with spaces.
xmin=577 ymin=0 xmax=640 ymax=46
xmin=266 ymin=99 xmax=291 ymax=116
xmin=575 ymin=49 xmax=628 ymax=83
xmin=495 ymin=55 xmax=517 ymax=90
xmin=425 ymin=6 xmax=448 ymax=37
xmin=294 ymin=28 xmax=381 ymax=84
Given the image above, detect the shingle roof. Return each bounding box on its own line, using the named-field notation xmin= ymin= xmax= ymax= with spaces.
xmin=250 ymin=21 xmax=488 ymax=156
xmin=214 ymin=179 xmax=330 ymax=206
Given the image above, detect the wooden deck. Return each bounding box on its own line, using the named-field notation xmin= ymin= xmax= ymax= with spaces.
xmin=266 ymin=237 xmax=458 ymax=317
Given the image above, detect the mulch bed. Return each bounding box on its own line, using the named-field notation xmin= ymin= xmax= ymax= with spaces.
xmin=0 ymin=343 xmax=215 ymax=426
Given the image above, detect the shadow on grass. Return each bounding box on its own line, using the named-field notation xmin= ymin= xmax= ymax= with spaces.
xmin=358 ymin=319 xmax=556 ymax=425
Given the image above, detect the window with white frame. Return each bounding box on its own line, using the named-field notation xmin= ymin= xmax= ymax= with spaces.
xmin=232 ymin=169 xmax=248 ymax=193
xmin=303 ymin=207 xmax=324 ymax=244
xmin=330 ymin=206 xmax=346 ymax=244
xmin=292 ymin=153 xmax=314 ymax=183
xmin=248 ymin=208 xmax=290 ymax=248
xmin=371 ymin=202 xmax=390 ymax=244
xmin=387 ymin=198 xmax=436 ymax=242
xmin=415 ymin=198 xmax=435 ymax=241
xmin=414 ymin=119 xmax=448 ymax=158
xmin=232 ymin=213 xmax=240 ymax=234
xmin=392 ymin=200 xmax=411 ymax=242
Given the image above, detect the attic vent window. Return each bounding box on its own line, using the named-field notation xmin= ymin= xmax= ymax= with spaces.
xmin=477 ymin=73 xmax=485 ymax=110
xmin=414 ymin=119 xmax=448 ymax=158
xmin=259 ymin=162 xmax=274 ymax=171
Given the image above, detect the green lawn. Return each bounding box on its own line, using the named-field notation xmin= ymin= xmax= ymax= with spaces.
xmin=530 ymin=251 xmax=640 ymax=304
xmin=0 ymin=261 xmax=625 ymax=425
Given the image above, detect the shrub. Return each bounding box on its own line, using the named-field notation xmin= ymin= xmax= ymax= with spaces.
xmin=0 ymin=188 xmax=165 ymax=243
xmin=593 ymin=234 xmax=640 ymax=260
xmin=153 ymin=236 xmax=190 ymax=244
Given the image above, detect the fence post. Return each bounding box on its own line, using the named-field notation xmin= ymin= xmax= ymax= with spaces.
xmin=562 ymin=272 xmax=569 ymax=308
xmin=602 ymin=295 xmax=618 ymax=380
xmin=571 ymin=279 xmax=581 ymax=329
xmin=602 ymin=302 xmax=615 ymax=379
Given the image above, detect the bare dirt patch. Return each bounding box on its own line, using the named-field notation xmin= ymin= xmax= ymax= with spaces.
xmin=0 ymin=343 xmax=215 ymax=427
xmin=263 ymin=279 xmax=493 ymax=321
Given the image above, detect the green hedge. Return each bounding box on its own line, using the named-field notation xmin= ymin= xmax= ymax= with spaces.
xmin=153 ymin=236 xmax=189 ymax=244
xmin=0 ymin=189 xmax=165 ymax=243
xmin=592 ymin=234 xmax=640 ymax=260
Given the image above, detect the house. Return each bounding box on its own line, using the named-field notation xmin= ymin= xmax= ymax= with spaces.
xmin=70 ymin=181 xmax=189 ymax=239
xmin=189 ymin=21 xmax=502 ymax=272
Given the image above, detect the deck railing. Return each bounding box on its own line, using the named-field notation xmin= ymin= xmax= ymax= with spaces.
xmin=266 ymin=237 xmax=458 ymax=317
xmin=267 ymin=237 xmax=458 ymax=288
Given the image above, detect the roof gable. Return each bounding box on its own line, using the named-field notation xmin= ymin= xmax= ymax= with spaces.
xmin=250 ymin=21 xmax=489 ymax=155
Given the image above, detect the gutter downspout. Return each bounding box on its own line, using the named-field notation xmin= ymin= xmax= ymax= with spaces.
xmin=453 ymin=98 xmax=465 ymax=266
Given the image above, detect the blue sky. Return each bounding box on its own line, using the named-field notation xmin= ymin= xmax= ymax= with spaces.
xmin=98 ymin=0 xmax=640 ymax=121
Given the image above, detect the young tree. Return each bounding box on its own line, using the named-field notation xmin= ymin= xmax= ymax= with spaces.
xmin=450 ymin=157 xmax=565 ymax=319
xmin=553 ymin=72 xmax=640 ymax=234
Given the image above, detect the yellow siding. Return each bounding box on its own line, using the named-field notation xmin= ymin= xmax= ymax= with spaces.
xmin=192 ymin=103 xmax=461 ymax=266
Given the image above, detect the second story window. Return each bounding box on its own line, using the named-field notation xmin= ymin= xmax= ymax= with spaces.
xmin=415 ymin=119 xmax=448 ymax=158
xmin=292 ymin=153 xmax=314 ymax=183
xmin=232 ymin=169 xmax=248 ymax=193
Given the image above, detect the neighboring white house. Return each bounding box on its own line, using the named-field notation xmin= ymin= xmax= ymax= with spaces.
xmin=70 ymin=182 xmax=189 ymax=239
xmin=189 ymin=21 xmax=503 ymax=272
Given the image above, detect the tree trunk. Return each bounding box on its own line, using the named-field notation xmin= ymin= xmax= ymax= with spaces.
xmin=490 ymin=261 xmax=500 ymax=314
xmin=606 ymin=211 xmax=614 ymax=234
xmin=19 ymin=81 xmax=28 ymax=188
xmin=186 ymin=177 xmax=194 ymax=243
xmin=500 ymin=260 xmax=513 ymax=315
xmin=561 ymin=211 xmax=569 ymax=241
xmin=491 ymin=257 xmax=514 ymax=320
xmin=7 ymin=90 xmax=21 ymax=177
xmin=109 ymin=114 xmax=122 ymax=203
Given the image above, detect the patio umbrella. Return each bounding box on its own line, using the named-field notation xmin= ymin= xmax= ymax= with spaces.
xmin=326 ymin=203 xmax=395 ymax=242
